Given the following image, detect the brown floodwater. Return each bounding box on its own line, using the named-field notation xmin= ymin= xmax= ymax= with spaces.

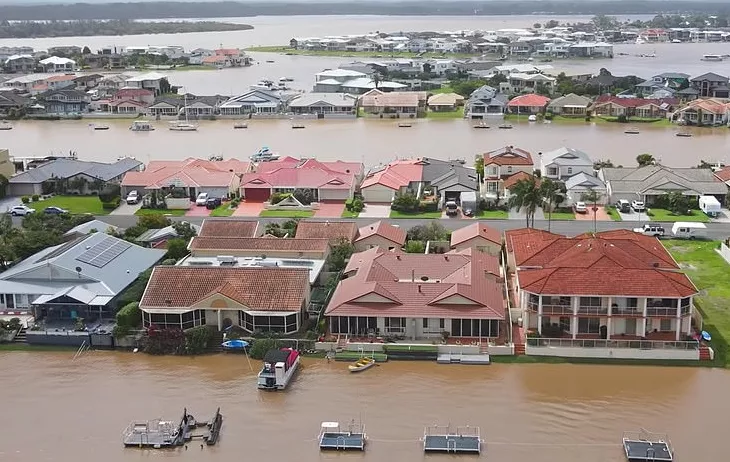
xmin=1 ymin=351 xmax=728 ymax=461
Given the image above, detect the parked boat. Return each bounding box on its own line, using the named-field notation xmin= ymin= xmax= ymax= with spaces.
xmin=250 ymin=146 xmax=280 ymax=162
xmin=279 ymin=77 xmax=294 ymax=82
xmin=528 ymin=115 xmax=537 ymax=122
xmin=221 ymin=339 xmax=249 ymax=350
xmin=233 ymin=122 xmax=248 ymax=129
xmin=702 ymin=330 xmax=712 ymax=341
xmin=129 ymin=120 xmax=155 ymax=131
xmin=473 ymin=122 xmax=490 ymax=129
xmin=0 ymin=121 xmax=12 ymax=130
xmin=624 ymin=127 xmax=640 ymax=134
xmin=497 ymin=123 xmax=513 ymax=129
xmin=257 ymin=347 xmax=300 ymax=390
xmin=169 ymin=121 xmax=198 ymax=131
xmin=701 ymin=54 xmax=724 ymax=62
xmin=398 ymin=122 xmax=412 ymax=128
xmin=251 ymin=79 xmax=288 ymax=91
xmin=676 ymin=132 xmax=693 ymax=137
xmin=90 ymin=123 xmax=109 ymax=130
xmin=348 ymin=357 xmax=376 ymax=373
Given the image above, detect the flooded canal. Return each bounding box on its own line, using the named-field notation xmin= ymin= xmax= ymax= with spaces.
xmin=1 ymin=351 xmax=728 ymax=461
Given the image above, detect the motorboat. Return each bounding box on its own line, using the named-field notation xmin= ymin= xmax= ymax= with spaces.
xmin=473 ymin=121 xmax=490 ymax=129
xmin=279 ymin=77 xmax=294 ymax=82
xmin=291 ymin=123 xmax=306 ymax=129
xmin=257 ymin=348 xmax=300 ymax=390
xmin=0 ymin=121 xmax=12 ymax=130
xmin=129 ymin=120 xmax=154 ymax=131
xmin=676 ymin=132 xmax=693 ymax=137
xmin=221 ymin=339 xmax=249 ymax=351
xmin=90 ymin=123 xmax=109 ymax=130
xmin=250 ymin=79 xmax=288 ymax=91
xmin=671 ymin=39 xmax=682 ymax=43
xmin=250 ymin=146 xmax=280 ymax=162
xmin=348 ymin=357 xmax=376 ymax=373
xmin=701 ymin=54 xmax=724 ymax=62
xmin=624 ymin=127 xmax=640 ymax=134
xmin=169 ymin=121 xmax=198 ymax=131
xmin=528 ymin=114 xmax=537 ymax=122
xmin=233 ymin=122 xmax=248 ymax=129
xmin=497 ymin=123 xmax=513 ymax=129
xmin=398 ymin=122 xmax=412 ymax=128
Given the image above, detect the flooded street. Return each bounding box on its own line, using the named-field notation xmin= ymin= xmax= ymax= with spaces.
xmin=1 ymin=351 xmax=728 ymax=461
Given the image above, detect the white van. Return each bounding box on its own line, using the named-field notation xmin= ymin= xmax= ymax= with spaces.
xmin=671 ymin=222 xmax=707 ymax=239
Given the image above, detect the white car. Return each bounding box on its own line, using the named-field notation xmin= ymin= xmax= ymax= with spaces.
xmin=126 ymin=190 xmax=139 ymax=205
xmin=574 ymin=201 xmax=587 ymax=213
xmin=631 ymin=200 xmax=645 ymax=212
xmin=10 ymin=205 xmax=35 ymax=216
xmin=195 ymin=192 xmax=209 ymax=206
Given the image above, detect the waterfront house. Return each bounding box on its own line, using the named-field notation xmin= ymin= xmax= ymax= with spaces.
xmin=30 ymin=75 xmax=76 ymax=95
xmin=599 ymin=164 xmax=728 ymax=205
xmin=8 ymin=157 xmax=142 ymax=196
xmin=325 ymin=247 xmax=505 ymax=340
xmin=426 ymin=92 xmax=464 ymax=112
xmin=690 ymin=72 xmax=729 ymax=98
xmin=539 ymin=147 xmax=594 ymax=182
xmin=0 ymin=91 xmax=30 ymax=115
xmin=567 ymin=42 xmax=613 ymax=58
xmin=507 ymin=228 xmax=697 ymax=343
xmin=463 ymin=84 xmax=508 ymax=119
xmin=507 ymin=94 xmax=550 ymax=114
xmin=634 ymin=72 xmax=690 ymax=95
xmin=181 ymin=94 xmax=228 ymax=117
xmin=360 ymin=159 xmax=424 ymax=203
xmin=313 ymin=69 xmax=407 ymax=94
xmin=354 ymin=221 xmax=406 ymax=251
xmin=147 ymin=96 xmax=185 ymax=116
xmin=287 ymin=93 xmax=357 ymax=117
xmin=124 ymin=72 xmax=169 ymax=96
xmin=295 ymin=221 xmax=358 ymax=244
xmin=111 ymin=88 xmax=155 ymax=105
xmin=591 ymin=95 xmax=677 ymax=118
xmin=506 ymin=73 xmax=556 ymax=94
xmin=546 ymin=93 xmax=592 ymax=116
xmin=39 ymin=56 xmax=75 ymax=73
xmin=120 ymin=157 xmax=250 ymax=198
xmin=359 ymin=89 xmax=426 ymax=118
xmin=449 ymin=223 xmax=502 ymax=256
xmin=73 ymin=74 xmax=103 ymax=92
xmin=671 ymin=98 xmax=730 ymax=126
xmin=139 ymin=266 xmax=310 ymax=333
xmin=198 ymin=219 xmax=259 ymax=238
xmin=481 ymin=146 xmax=534 ymax=199
xmin=37 ymin=88 xmax=90 ymax=114
xmin=188 ymin=236 xmax=331 ymax=260
xmin=3 ymin=54 xmax=36 ymax=73
xmin=98 ymin=88 xmax=155 ymax=114
xmin=219 ymin=89 xmax=290 ymax=116
xmin=0 ymin=232 xmax=165 ymax=323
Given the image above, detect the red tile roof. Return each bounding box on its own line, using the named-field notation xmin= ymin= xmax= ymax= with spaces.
xmin=450 ymin=222 xmax=502 ymax=247
xmin=502 ymin=171 xmax=540 ymax=190
xmin=241 ymin=167 xmax=354 ymax=191
xmin=189 ymin=236 xmax=329 ymax=253
xmin=715 ymin=166 xmax=730 ymax=182
xmin=679 ymin=98 xmax=730 ymax=115
xmin=507 ymin=94 xmax=551 ymax=107
xmin=326 ymin=248 xmax=504 ymax=320
xmin=295 ymin=221 xmax=358 ymax=242
xmin=483 ymin=146 xmax=534 ymax=166
xmin=356 ymin=221 xmax=407 ymax=246
xmin=361 ymin=159 xmax=424 ymax=190
xmin=507 ymin=229 xmax=697 ymax=298
xmin=122 ymin=158 xmax=251 ymax=189
xmin=360 ymin=90 xmax=421 ymax=108
xmin=140 ymin=266 xmax=309 ymax=312
xmin=199 ymin=219 xmax=259 ymax=238
xmin=114 ymin=88 xmax=154 ymax=98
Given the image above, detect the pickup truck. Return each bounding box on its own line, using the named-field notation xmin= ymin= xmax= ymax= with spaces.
xmin=632 ymin=223 xmax=665 ymax=237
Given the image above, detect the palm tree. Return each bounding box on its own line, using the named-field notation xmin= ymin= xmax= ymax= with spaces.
xmin=581 ymin=188 xmax=601 ymax=234
xmin=508 ymin=177 xmax=543 ymax=228
xmin=540 ymin=178 xmax=562 ymax=232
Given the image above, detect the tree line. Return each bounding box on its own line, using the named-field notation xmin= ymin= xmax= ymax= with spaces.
xmin=0 ymin=20 xmax=252 ymax=39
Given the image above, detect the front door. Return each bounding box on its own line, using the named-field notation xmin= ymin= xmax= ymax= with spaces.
xmin=625 ymin=318 xmax=637 ymax=336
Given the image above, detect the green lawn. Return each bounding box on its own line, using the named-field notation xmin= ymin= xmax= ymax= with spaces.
xmin=259 ymin=209 xmax=314 ymax=218
xmin=341 ymin=209 xmax=360 ymax=218
xmin=210 ymin=204 xmax=235 ymax=217
xmin=547 ymin=211 xmax=576 ymax=220
xmin=426 ymin=107 xmax=464 ymax=119
xmin=31 ymin=195 xmax=109 ymax=215
xmin=606 ymin=206 xmax=623 ymax=221
xmin=389 ymin=210 xmax=442 ymax=219
xmin=134 ymin=208 xmax=187 ymax=217
xmin=647 ymin=208 xmax=710 ymax=223
xmin=246 ymin=46 xmax=481 ymax=59
xmin=666 ymin=240 xmax=730 ymax=367
xmin=430 ymin=85 xmax=455 ymax=94
xmin=477 ymin=210 xmax=509 ymax=219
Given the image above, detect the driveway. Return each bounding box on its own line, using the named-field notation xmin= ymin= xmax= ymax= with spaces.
xmin=508 ymin=207 xmax=545 ymax=221
xmin=359 ymin=203 xmax=391 ymax=218
xmin=110 ymin=202 xmax=142 ymax=215
xmin=185 ymin=206 xmax=212 ymax=217
xmin=232 ymin=200 xmax=265 ymax=217
xmin=617 ymin=210 xmax=650 ymax=221
xmin=574 ymin=206 xmax=611 ymax=221
xmin=315 ymin=201 xmax=345 ymax=218
xmin=0 ymin=197 xmax=20 ymax=213
xmin=711 ymin=208 xmax=730 ymax=223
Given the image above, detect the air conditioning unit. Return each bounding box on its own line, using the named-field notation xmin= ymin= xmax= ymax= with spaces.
xmin=216 ymin=255 xmax=236 ymax=264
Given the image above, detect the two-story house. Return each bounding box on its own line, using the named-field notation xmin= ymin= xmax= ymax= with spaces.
xmin=464 ymin=85 xmax=508 ymax=119
xmin=690 ymin=72 xmax=730 ymax=98
xmin=482 ymin=146 xmax=535 ymax=199
xmin=3 ymin=54 xmax=36 ymax=73
xmin=539 ymin=147 xmax=594 ymax=182
xmin=634 ymin=72 xmax=690 ymax=95
xmin=39 ymin=56 xmax=76 ymax=73
xmin=124 ymin=72 xmax=169 ymax=96
xmin=39 ymin=89 xmax=90 ymax=114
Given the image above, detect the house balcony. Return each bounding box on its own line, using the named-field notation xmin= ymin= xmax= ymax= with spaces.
xmin=577 ymin=306 xmax=608 ymax=315
xmin=611 ymin=307 xmax=643 ymax=317
xmin=542 ymin=305 xmax=573 ymax=315
xmin=647 ymin=307 xmax=678 ymax=317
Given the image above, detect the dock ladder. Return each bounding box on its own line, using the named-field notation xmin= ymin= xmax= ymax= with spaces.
xmin=73 ymin=340 xmax=90 ymax=360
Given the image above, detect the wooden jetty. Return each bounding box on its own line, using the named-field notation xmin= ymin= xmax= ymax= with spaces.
xmin=423 ymin=425 xmax=481 ymax=454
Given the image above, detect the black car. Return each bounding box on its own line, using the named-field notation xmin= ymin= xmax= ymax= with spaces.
xmin=44 ymin=206 xmax=68 ymax=215
xmin=205 ymin=197 xmax=222 ymax=209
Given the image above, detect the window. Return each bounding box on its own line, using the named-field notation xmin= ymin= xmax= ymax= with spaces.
xmin=626 ymin=298 xmax=638 ymax=308
xmin=547 ymin=167 xmax=558 ymax=176
xmin=567 ymin=167 xmax=573 ymax=174
xmin=660 ymin=319 xmax=672 ymax=332
xmin=423 ymin=318 xmax=428 ymax=328
xmin=579 ymin=297 xmax=601 ymax=307
xmin=5 ymin=294 xmax=13 ymax=309
xmin=559 ymin=317 xmax=570 ymax=332
xmin=507 ymin=166 xmax=513 ymax=173
xmin=577 ymin=318 xmax=600 ymax=334
xmin=439 ymin=318 xmax=445 ymax=329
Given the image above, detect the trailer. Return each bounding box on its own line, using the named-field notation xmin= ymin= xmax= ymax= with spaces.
xmin=671 ymin=222 xmax=707 ymax=240
xmin=698 ymin=195 xmax=721 ymax=217
xmin=460 ymin=191 xmax=477 ymax=217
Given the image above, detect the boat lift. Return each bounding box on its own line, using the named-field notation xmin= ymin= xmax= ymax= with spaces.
xmin=623 ymin=429 xmax=673 ymax=462
xmin=318 ymin=420 xmax=366 ymax=451
xmin=423 ymin=424 xmax=482 ymax=454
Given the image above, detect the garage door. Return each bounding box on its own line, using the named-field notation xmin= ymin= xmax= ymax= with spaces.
xmin=243 ymin=188 xmax=271 ymax=201
xmin=362 ymin=186 xmax=395 ymax=203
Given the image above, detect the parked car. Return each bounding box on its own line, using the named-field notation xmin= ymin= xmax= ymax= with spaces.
xmin=574 ymin=201 xmax=587 ymax=213
xmin=445 ymin=201 xmax=458 ymax=216
xmin=632 ymin=223 xmax=665 ymax=237
xmin=126 ymin=190 xmax=139 ymax=205
xmin=616 ymin=199 xmax=631 ymax=213
xmin=43 ymin=206 xmax=68 ymax=215
xmin=10 ymin=205 xmax=35 ymax=216
xmin=195 ymin=192 xmax=209 ymax=206
xmin=631 ymin=200 xmax=645 ymax=212
xmin=205 ymin=197 xmax=222 ymax=210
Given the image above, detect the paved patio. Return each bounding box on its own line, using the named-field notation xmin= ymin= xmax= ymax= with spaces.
xmin=314 ymin=201 xmax=345 ymax=218
xmin=359 ymin=203 xmax=391 ymax=218
xmin=232 ymin=200 xmax=266 ymax=217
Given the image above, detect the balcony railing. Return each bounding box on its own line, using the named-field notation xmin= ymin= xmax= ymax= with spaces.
xmin=527 ymin=338 xmax=698 ymax=350
xmin=577 ymin=306 xmax=608 ymax=315
xmin=612 ymin=308 xmax=642 ymax=316
xmin=527 ymin=301 xmax=539 ymax=312
xmin=647 ymin=307 xmax=678 ymax=317
xmin=542 ymin=305 xmax=573 ymax=315
xmin=384 ymin=327 xmax=406 ymax=335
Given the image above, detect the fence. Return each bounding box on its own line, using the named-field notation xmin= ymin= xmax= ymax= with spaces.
xmin=527 ymin=338 xmax=698 ymax=350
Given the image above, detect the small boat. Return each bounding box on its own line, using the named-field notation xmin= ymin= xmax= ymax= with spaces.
xmin=233 ymin=122 xmax=248 ymax=129
xmin=671 ymin=39 xmax=682 ymax=43
xmin=701 ymin=54 xmax=724 ymax=62
xmin=129 ymin=120 xmax=154 ymax=131
xmin=291 ymin=123 xmax=306 ymax=129
xmin=348 ymin=356 xmax=376 ymax=373
xmin=169 ymin=121 xmax=198 ymax=131
xmin=221 ymin=339 xmax=249 ymax=350
xmin=528 ymin=114 xmax=537 ymax=122
xmin=0 ymin=121 xmax=12 ymax=130
xmin=279 ymin=77 xmax=294 ymax=82
xmin=250 ymin=146 xmax=280 ymax=162
xmin=702 ymin=330 xmax=711 ymax=341
xmin=398 ymin=122 xmax=412 ymax=128
xmin=265 ymin=60 xmax=275 ymax=63
xmin=91 ymin=123 xmax=109 ymax=130
xmin=473 ymin=122 xmax=490 ymax=129
xmin=498 ymin=123 xmax=513 ymax=129
xmin=676 ymin=132 xmax=692 ymax=137
xmin=624 ymin=127 xmax=640 ymax=134
xmin=257 ymin=347 xmax=300 ymax=390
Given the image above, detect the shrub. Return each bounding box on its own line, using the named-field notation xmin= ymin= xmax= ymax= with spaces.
xmin=405 ymin=240 xmax=426 ymax=253
xmin=230 ymin=198 xmax=240 ymax=208
xmin=101 ymin=197 xmax=121 ymax=210
xmin=184 ymin=325 xmax=214 ymax=355
xmin=250 ymin=337 xmax=283 ymax=360
xmin=269 ymin=192 xmax=290 ymax=205
xmin=98 ymin=184 xmax=121 ymax=203
xmin=351 ymin=198 xmax=364 ymax=212
xmin=544 ymin=112 xmax=553 ymax=120
xmin=144 ymin=326 xmax=185 ymax=355
xmin=617 ymin=114 xmax=628 ymax=123
xmin=345 ymin=198 xmax=354 ymax=211
xmin=391 ymin=192 xmax=419 ymax=212
xmin=116 ymin=302 xmax=141 ymax=328
xmin=419 ymin=200 xmax=438 ymax=212
xmin=21 ymin=196 xmax=30 ymax=204
xmin=31 ymin=194 xmax=40 ymax=202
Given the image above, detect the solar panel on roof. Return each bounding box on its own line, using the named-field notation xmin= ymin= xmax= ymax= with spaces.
xmin=76 ymin=237 xmax=131 ymax=268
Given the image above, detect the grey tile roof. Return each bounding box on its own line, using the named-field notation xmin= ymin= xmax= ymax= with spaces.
xmin=421 ymin=157 xmax=478 ymax=191
xmin=565 ymin=172 xmax=606 ymax=190
xmin=547 ymin=93 xmax=592 ymax=109
xmin=601 ymin=165 xmax=728 ymax=195
xmin=288 ymin=92 xmax=357 ymax=108
xmin=9 ymin=157 xmax=142 ymax=184
xmin=63 ymin=220 xmax=120 ymax=237
xmin=540 ymin=147 xmax=593 ymax=167
xmin=691 ymin=72 xmax=729 ymax=83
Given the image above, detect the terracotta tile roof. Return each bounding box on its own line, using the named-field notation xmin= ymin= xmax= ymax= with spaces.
xmin=140 ymin=266 xmax=309 ymax=312
xmin=715 ymin=166 xmax=730 ymax=182
xmin=360 ymin=91 xmax=420 ymax=108
xmin=361 ymin=159 xmax=424 ymax=190
xmin=199 ymin=219 xmax=259 ymax=238
xmin=241 ymin=166 xmax=354 ymax=191
xmin=295 ymin=221 xmax=358 ymax=242
xmin=483 ymin=146 xmax=534 ymax=166
xmin=678 ymin=98 xmax=730 ymax=115
xmin=114 ymin=88 xmax=154 ymax=98
xmin=356 ymin=221 xmax=407 ymax=246
xmin=508 ymin=229 xmax=697 ymax=298
xmin=507 ymin=94 xmax=551 ymax=107
xmin=450 ymin=222 xmax=502 ymax=247
xmin=45 ymin=75 xmax=76 ymax=82
xmin=189 ymin=236 xmax=329 ymax=253
xmin=122 ymin=158 xmax=251 ymax=189
xmin=327 ymin=248 xmax=504 ymax=319
xmin=502 ymin=171 xmax=540 ymax=190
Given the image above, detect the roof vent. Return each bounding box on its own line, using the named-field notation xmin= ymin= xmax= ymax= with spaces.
xmin=417 ymin=284 xmax=422 ymax=293
xmin=396 ymin=255 xmax=401 ymax=260
xmin=420 ymin=276 xmax=429 ymax=281
xmin=444 ymin=255 xmax=449 ymax=261
xmin=653 ymin=262 xmax=660 ymax=268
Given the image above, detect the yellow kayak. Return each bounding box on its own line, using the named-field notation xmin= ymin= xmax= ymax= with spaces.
xmin=348 ymin=357 xmax=376 ymax=373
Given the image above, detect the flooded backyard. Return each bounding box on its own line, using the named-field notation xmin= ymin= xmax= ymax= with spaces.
xmin=1 ymin=351 xmax=728 ymax=461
